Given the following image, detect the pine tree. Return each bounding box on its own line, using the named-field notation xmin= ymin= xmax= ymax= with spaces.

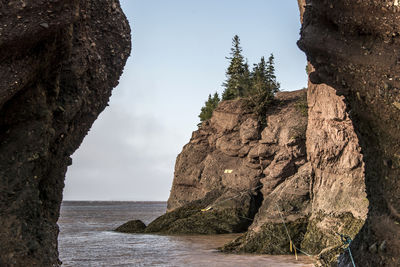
xmin=265 ymin=53 xmax=280 ymax=94
xmin=251 ymin=57 xmax=267 ymax=92
xmin=198 ymin=39 xmax=280 ymax=128
xmin=245 ymin=54 xmax=280 ymax=126
xmin=222 ymin=35 xmax=249 ymax=100
xmin=198 ymin=92 xmax=220 ymax=123
xmin=241 ymin=61 xmax=252 ymax=95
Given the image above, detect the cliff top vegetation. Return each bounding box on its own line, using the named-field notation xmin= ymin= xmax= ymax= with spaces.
xmin=199 ymin=35 xmax=280 ymax=126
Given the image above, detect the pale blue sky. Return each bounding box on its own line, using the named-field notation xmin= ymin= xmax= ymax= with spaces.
xmin=63 ymin=0 xmax=307 ymax=201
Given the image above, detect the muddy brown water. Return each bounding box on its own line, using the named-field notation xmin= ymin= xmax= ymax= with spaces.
xmin=58 ymin=201 xmax=315 ymax=266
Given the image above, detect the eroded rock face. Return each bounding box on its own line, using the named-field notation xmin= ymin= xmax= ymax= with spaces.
xmin=168 ymin=91 xmax=308 ymax=211
xmin=225 ymin=76 xmax=367 ymax=263
xmin=298 ymin=1 xmax=400 ymax=266
xmin=167 ymin=100 xmax=261 ymax=212
xmin=302 ymin=80 xmax=367 ymax=265
xmin=158 ymin=90 xmax=309 ymax=236
xmin=222 ymin=162 xmax=312 ymax=254
xmin=0 ymin=1 xmax=130 ymax=266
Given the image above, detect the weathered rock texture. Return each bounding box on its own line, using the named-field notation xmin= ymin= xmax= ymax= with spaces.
xmin=144 ymin=90 xmax=310 ymax=237
xmin=302 ymin=75 xmax=367 ymax=266
xmin=147 ymin=98 xmax=268 ymax=234
xmin=115 ymin=220 xmax=146 ymax=233
xmin=0 ymin=1 xmax=130 ymax=266
xmin=145 ymin=189 xmax=258 ymax=234
xmin=222 ymin=78 xmax=367 ymax=265
xmin=221 ymin=75 xmax=368 ymax=260
xmin=145 ymin=86 xmax=366 ymax=261
xmin=167 ymin=99 xmax=266 ymax=211
xmin=222 ymin=162 xmax=312 ymax=254
xmin=220 ymin=91 xmax=313 ymax=254
xmin=298 ymin=0 xmax=400 ymax=266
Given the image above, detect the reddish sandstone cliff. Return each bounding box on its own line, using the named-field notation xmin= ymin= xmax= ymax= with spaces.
xmin=145 ymin=90 xmax=309 ymax=236
xmin=154 ymin=84 xmax=367 ymax=265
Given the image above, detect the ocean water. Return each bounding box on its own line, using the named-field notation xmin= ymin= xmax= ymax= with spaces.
xmin=58 ymin=201 xmax=314 ymax=267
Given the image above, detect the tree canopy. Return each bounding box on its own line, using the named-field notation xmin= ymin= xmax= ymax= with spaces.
xmin=246 ymin=54 xmax=280 ymax=125
xmin=222 ymin=35 xmax=251 ymax=100
xmin=198 ymin=92 xmax=220 ymax=123
xmin=198 ymin=35 xmax=280 ymax=127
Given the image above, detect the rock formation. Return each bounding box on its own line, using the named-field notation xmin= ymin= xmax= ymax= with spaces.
xmin=0 ymin=1 xmax=130 ymax=266
xmin=142 ymin=90 xmax=311 ymax=237
xmin=221 ymin=77 xmax=367 ymax=264
xmin=146 ymin=98 xmax=269 ymax=234
xmin=301 ymin=74 xmax=368 ymax=265
xmin=3 ymin=0 xmax=399 ymax=266
xmin=128 ymin=82 xmax=367 ymax=265
xmin=142 ymin=2 xmax=378 ymax=260
xmin=298 ymin=1 xmax=400 ymax=266
xmin=115 ymin=220 xmax=146 ymax=233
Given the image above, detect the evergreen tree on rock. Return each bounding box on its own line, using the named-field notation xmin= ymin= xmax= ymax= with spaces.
xmin=265 ymin=53 xmax=280 ymax=94
xmin=246 ymin=54 xmax=280 ymax=125
xmin=199 ymin=92 xmax=220 ymax=123
xmin=222 ymin=35 xmax=250 ymax=100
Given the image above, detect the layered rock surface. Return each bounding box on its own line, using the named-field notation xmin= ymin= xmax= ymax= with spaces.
xmin=298 ymin=76 xmax=367 ymax=266
xmin=143 ymin=90 xmax=310 ymax=236
xmin=142 ymin=85 xmax=367 ymax=264
xmin=0 ymin=1 xmax=130 ymax=266
xmin=222 ymin=79 xmax=367 ymax=260
xmin=298 ymin=1 xmax=400 ymax=266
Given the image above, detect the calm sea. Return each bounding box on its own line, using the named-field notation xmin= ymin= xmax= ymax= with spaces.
xmin=58 ymin=201 xmax=314 ymax=267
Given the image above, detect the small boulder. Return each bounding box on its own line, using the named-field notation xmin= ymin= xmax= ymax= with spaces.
xmin=115 ymin=219 xmax=146 ymax=233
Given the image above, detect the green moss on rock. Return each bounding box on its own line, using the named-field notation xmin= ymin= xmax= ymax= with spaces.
xmin=114 ymin=220 xmax=146 ymax=233
xmin=300 ymin=212 xmax=364 ymax=266
xmin=301 ymin=212 xmax=364 ymax=254
xmin=221 ymin=218 xmax=309 ymax=254
xmin=317 ymin=246 xmax=344 ymax=267
xmin=145 ymin=190 xmax=256 ymax=234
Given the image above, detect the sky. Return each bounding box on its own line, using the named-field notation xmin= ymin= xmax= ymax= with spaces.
xmin=63 ymin=0 xmax=308 ymax=201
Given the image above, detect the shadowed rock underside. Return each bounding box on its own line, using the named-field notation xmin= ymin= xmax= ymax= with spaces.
xmin=298 ymin=0 xmax=400 ymax=266
xmin=0 ymin=1 xmax=130 ymax=266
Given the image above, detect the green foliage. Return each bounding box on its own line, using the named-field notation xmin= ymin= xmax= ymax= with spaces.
xmin=245 ymin=54 xmax=280 ymax=126
xmin=266 ymin=54 xmax=280 ymax=93
xmin=198 ymin=36 xmax=281 ymax=127
xmin=295 ymin=89 xmax=308 ymax=117
xmin=198 ymin=92 xmax=220 ymax=123
xmin=222 ymin=35 xmax=251 ymax=100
